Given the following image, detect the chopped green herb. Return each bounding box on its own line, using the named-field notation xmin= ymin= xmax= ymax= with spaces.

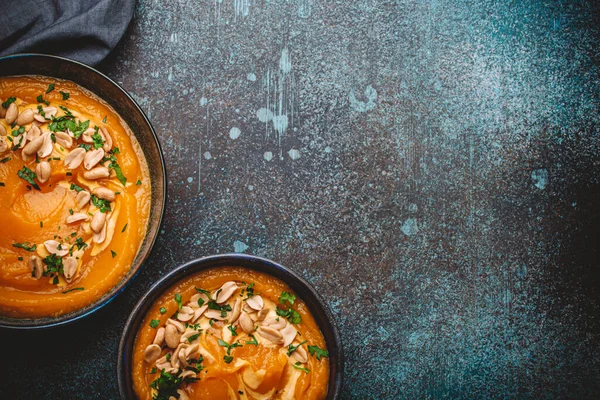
xmin=102 ymin=116 xmax=107 ymax=123
xmin=70 ymin=183 xmax=84 ymax=192
xmin=208 ymin=300 xmax=232 ymax=317
xmin=40 ymin=221 xmax=43 ymax=227
xmin=292 ymin=362 xmax=310 ymax=374
xmin=287 ymin=340 xmax=307 ymax=357
xmin=72 ymin=237 xmax=88 ymax=251
xmin=91 ymin=127 xmax=105 ymax=149
xmin=18 ymin=256 xmax=23 ymax=261
xmin=66 ymin=171 xmax=72 ymax=176
xmin=11 ymin=132 xmax=26 ymax=151
xmin=227 ymin=325 xmax=238 ymax=336
xmin=78 ymin=143 xmax=92 ymax=151
xmin=46 ymin=83 xmax=55 ymax=94
xmin=2 ymin=97 xmax=16 ymax=109
xmin=111 ymin=250 xmax=117 ymax=258
xmin=0 ymin=182 xmax=4 ymax=187
xmin=0 ymin=157 xmax=11 ymax=163
xmin=244 ymin=282 xmax=255 ymax=299
xmin=91 ymin=194 xmax=111 ymax=213
xmin=12 ymin=242 xmax=37 ymax=252
xmin=159 ymin=307 xmax=167 ymax=314
xmin=149 ymin=319 xmax=160 ymax=328
xmin=36 ymin=95 xmax=48 ymax=105
xmin=149 ymin=367 xmax=157 ymax=374
xmin=195 ymin=287 xmax=211 ymax=296
xmin=218 ymin=338 xmax=243 ymax=364
xmin=245 ymin=334 xmax=259 ymax=346
xmin=136 ymin=179 xmax=142 ymax=185
xmin=121 ymin=223 xmax=128 ymax=233
xmin=279 ymin=291 xmax=296 ymax=307
xmin=197 ymin=297 xmax=205 ymax=307
xmin=69 ymin=208 xmax=74 ymax=215
xmin=308 ymin=345 xmax=329 ymax=361
xmin=62 ymin=287 xmax=84 ymax=294
xmin=60 ymin=91 xmax=70 ymax=100
xmin=276 ymin=307 xmax=302 ymax=324
xmin=43 ymin=254 xmax=64 ymax=278
xmin=187 ymin=333 xmax=201 ymax=343
xmin=174 ymin=293 xmax=183 ymax=310
xmin=149 ymin=369 xmax=199 ymax=399
xmin=111 ymin=161 xmax=127 ymax=186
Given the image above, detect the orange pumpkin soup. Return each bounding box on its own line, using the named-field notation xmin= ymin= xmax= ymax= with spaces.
xmin=0 ymin=76 xmax=151 ymax=318
xmin=132 ymin=267 xmax=330 ymax=400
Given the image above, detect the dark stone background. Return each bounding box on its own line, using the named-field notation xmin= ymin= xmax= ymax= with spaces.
xmin=2 ymin=0 xmax=600 ymax=398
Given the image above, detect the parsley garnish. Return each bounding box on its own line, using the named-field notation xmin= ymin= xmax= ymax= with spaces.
xmin=308 ymin=345 xmax=329 ymax=360
xmin=159 ymin=307 xmax=167 ymax=314
xmin=36 ymin=95 xmax=49 ymax=105
xmin=149 ymin=369 xmax=199 ymax=400
xmin=43 ymin=254 xmax=64 ymax=280
xmin=111 ymin=250 xmax=117 ymax=258
xmin=17 ymin=166 xmax=40 ymax=190
xmin=0 ymin=157 xmax=11 ymax=163
xmin=174 ymin=293 xmax=183 ymax=310
xmin=102 ymin=116 xmax=107 ymax=123
xmin=292 ymin=362 xmax=310 ymax=374
xmin=187 ymin=333 xmax=201 ymax=343
xmin=279 ymin=291 xmax=296 ymax=306
xmin=244 ymin=282 xmax=255 ymax=299
xmin=208 ymin=300 xmax=232 ymax=317
xmin=245 ymin=334 xmax=258 ymax=346
xmin=46 ymin=83 xmax=55 ymax=94
xmin=62 ymin=287 xmax=84 ymax=294
xmin=276 ymin=306 xmax=302 ymax=324
xmin=91 ymin=194 xmax=111 ymax=213
xmin=218 ymin=338 xmax=243 ymax=364
xmin=70 ymin=183 xmax=84 ymax=192
xmin=227 ymin=325 xmax=238 ymax=336
xmin=2 ymin=97 xmax=16 ymax=109
xmin=60 ymin=91 xmax=70 ymax=100
xmin=287 ymin=340 xmax=307 ymax=357
xmin=91 ymin=127 xmax=105 ymax=149
xmin=121 ymin=223 xmax=128 ymax=233
xmin=149 ymin=319 xmax=160 ymax=328
xmin=103 ymin=149 xmax=127 ymax=186
xmin=12 ymin=242 xmax=37 ymax=252
xmin=136 ymin=179 xmax=142 ymax=185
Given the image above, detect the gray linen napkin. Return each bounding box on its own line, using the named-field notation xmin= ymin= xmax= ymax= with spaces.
xmin=0 ymin=0 xmax=135 ymax=66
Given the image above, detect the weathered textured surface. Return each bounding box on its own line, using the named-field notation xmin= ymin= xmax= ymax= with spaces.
xmin=2 ymin=0 xmax=600 ymax=398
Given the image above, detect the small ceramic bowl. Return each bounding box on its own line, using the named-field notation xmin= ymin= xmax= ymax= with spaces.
xmin=118 ymin=254 xmax=344 ymax=399
xmin=0 ymin=54 xmax=166 ymax=328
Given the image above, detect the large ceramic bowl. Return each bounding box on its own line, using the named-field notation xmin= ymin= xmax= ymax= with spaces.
xmin=118 ymin=254 xmax=344 ymax=399
xmin=0 ymin=53 xmax=166 ymax=328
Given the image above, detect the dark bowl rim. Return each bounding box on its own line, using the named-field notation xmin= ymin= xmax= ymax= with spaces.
xmin=0 ymin=53 xmax=167 ymax=329
xmin=117 ymin=253 xmax=344 ymax=399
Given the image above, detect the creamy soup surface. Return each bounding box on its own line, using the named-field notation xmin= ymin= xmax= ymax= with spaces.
xmin=132 ymin=267 xmax=330 ymax=400
xmin=0 ymin=76 xmax=151 ymax=318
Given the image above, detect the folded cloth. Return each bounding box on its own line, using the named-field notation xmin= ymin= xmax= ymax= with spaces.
xmin=0 ymin=0 xmax=135 ymax=66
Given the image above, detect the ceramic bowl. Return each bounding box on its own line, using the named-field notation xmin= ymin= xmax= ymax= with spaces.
xmin=117 ymin=254 xmax=344 ymax=399
xmin=0 ymin=53 xmax=166 ymax=328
